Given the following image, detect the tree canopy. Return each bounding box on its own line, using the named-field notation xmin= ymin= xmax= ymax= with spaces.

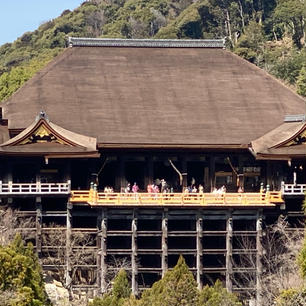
xmin=0 ymin=234 xmax=47 ymax=306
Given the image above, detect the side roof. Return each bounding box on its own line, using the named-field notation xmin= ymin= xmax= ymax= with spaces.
xmin=2 ymin=38 xmax=306 ymax=148
xmin=251 ymin=120 xmax=306 ymax=159
xmin=0 ymin=113 xmax=98 ymax=158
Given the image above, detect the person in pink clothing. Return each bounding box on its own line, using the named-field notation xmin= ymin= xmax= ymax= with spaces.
xmin=132 ymin=182 xmax=139 ymax=193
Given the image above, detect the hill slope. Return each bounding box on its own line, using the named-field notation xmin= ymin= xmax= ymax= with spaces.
xmin=0 ymin=0 xmax=305 ymax=102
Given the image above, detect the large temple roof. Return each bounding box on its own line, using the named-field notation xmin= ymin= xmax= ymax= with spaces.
xmin=2 ymin=38 xmax=306 ymax=148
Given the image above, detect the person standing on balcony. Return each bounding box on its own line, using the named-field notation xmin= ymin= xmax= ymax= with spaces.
xmin=161 ymin=179 xmax=167 ymax=193
xmin=125 ymin=183 xmax=131 ymax=193
xmin=199 ymin=184 xmax=204 ymax=194
xmin=132 ymin=182 xmax=139 ymax=193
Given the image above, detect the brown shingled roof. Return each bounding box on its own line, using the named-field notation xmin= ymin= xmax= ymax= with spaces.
xmin=0 ymin=115 xmax=98 ymax=157
xmin=2 ymin=39 xmax=306 ymax=148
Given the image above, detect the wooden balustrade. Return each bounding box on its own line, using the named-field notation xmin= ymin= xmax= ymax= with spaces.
xmin=70 ymin=191 xmax=284 ymax=206
xmin=281 ymin=183 xmax=306 ymax=195
xmin=0 ymin=181 xmax=70 ymax=195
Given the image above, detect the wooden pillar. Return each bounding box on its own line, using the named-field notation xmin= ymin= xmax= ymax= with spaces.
xmin=7 ymin=164 xmax=13 ymax=204
xmin=145 ymin=155 xmax=154 ymax=187
xmin=181 ymin=157 xmax=187 ymax=190
xmin=238 ymin=155 xmax=244 ymax=189
xmin=115 ymin=156 xmax=125 ymax=192
xmin=66 ymin=202 xmax=72 ymax=289
xmin=266 ymin=161 xmax=272 ymax=188
xmin=209 ymin=155 xmax=216 ymax=191
xmin=131 ymin=210 xmax=138 ymax=295
xmin=100 ymin=208 xmax=107 ymax=293
xmin=162 ymin=209 xmax=168 ymax=276
xmin=196 ymin=213 xmax=203 ymax=289
xmin=256 ymin=210 xmax=263 ymax=306
xmin=226 ymin=212 xmax=233 ymax=292
xmin=35 ymin=197 xmax=42 ymax=256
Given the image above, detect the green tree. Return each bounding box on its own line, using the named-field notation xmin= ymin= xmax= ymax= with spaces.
xmin=198 ymin=280 xmax=242 ymax=306
xmin=276 ymin=288 xmax=306 ymax=306
xmin=234 ymin=21 xmax=265 ymax=64
xmin=296 ymin=66 xmax=306 ymax=97
xmin=273 ymin=0 xmax=305 ymax=48
xmin=140 ymin=255 xmax=198 ymax=306
xmin=0 ymin=234 xmax=47 ymax=306
xmin=90 ymin=269 xmax=131 ymax=306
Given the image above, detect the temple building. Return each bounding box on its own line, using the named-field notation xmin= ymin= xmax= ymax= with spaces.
xmin=0 ymin=38 xmax=305 ymax=303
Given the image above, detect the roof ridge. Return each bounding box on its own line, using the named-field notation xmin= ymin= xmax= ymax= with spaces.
xmin=68 ymin=37 xmax=225 ymax=48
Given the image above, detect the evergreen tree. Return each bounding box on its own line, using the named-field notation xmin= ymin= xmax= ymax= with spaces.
xmin=0 ymin=234 xmax=47 ymax=306
xmin=296 ymin=66 xmax=306 ymax=97
xmin=140 ymin=255 xmax=198 ymax=306
xmin=90 ymin=269 xmax=131 ymax=306
xmin=197 ymin=280 xmax=242 ymax=306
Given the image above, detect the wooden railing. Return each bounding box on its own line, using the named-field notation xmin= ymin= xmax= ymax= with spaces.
xmin=70 ymin=190 xmax=283 ymax=206
xmin=0 ymin=181 xmax=71 ymax=195
xmin=281 ymin=183 xmax=306 ymax=195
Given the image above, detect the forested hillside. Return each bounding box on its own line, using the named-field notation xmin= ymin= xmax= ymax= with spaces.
xmin=0 ymin=0 xmax=305 ymax=102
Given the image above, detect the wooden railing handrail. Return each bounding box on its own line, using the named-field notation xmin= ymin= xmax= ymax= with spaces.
xmin=0 ymin=181 xmax=71 ymax=194
xmin=281 ymin=183 xmax=306 ymax=195
xmin=70 ymin=191 xmax=284 ymax=206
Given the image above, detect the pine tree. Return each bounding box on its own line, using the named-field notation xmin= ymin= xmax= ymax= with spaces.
xmin=90 ymin=269 xmax=131 ymax=306
xmin=197 ymin=280 xmax=241 ymax=306
xmin=0 ymin=234 xmax=47 ymax=306
xmin=140 ymin=255 xmax=199 ymax=306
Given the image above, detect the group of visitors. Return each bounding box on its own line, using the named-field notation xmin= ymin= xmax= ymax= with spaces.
xmin=103 ymin=186 xmax=114 ymax=193
xmin=212 ymin=185 xmax=227 ymax=195
xmin=124 ymin=182 xmax=139 ymax=193
xmin=184 ymin=184 xmax=204 ymax=194
xmin=103 ymin=182 xmax=246 ymax=194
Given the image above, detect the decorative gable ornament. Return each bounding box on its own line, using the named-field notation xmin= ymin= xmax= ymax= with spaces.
xmin=18 ymin=121 xmax=71 ymax=146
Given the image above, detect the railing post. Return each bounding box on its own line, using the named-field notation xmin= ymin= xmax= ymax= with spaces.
xmin=281 ymin=181 xmax=284 ymax=194
xmin=0 ymin=180 xmax=2 ymax=193
xmin=67 ymin=180 xmax=71 ymax=193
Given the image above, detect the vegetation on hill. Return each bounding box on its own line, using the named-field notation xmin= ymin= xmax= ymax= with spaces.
xmin=0 ymin=0 xmax=305 ymax=102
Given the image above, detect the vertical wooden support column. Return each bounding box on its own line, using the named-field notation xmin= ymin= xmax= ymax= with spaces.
xmin=36 ymin=197 xmax=42 ymax=256
xmin=266 ymin=161 xmax=272 ymax=187
xmin=131 ymin=210 xmax=138 ymax=295
xmin=196 ymin=213 xmax=203 ymax=289
xmin=7 ymin=164 xmax=13 ymax=204
xmin=209 ymin=155 xmax=215 ymax=191
xmin=181 ymin=157 xmax=187 ymax=190
xmin=116 ymin=157 xmax=125 ymax=192
xmin=100 ymin=208 xmax=107 ymax=293
xmin=145 ymin=155 xmax=154 ymax=187
xmin=162 ymin=209 xmax=168 ymax=276
xmin=66 ymin=202 xmax=72 ymax=289
xmin=238 ymin=155 xmax=244 ymax=188
xmin=256 ymin=210 xmax=263 ymax=306
xmin=226 ymin=212 xmax=233 ymax=292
